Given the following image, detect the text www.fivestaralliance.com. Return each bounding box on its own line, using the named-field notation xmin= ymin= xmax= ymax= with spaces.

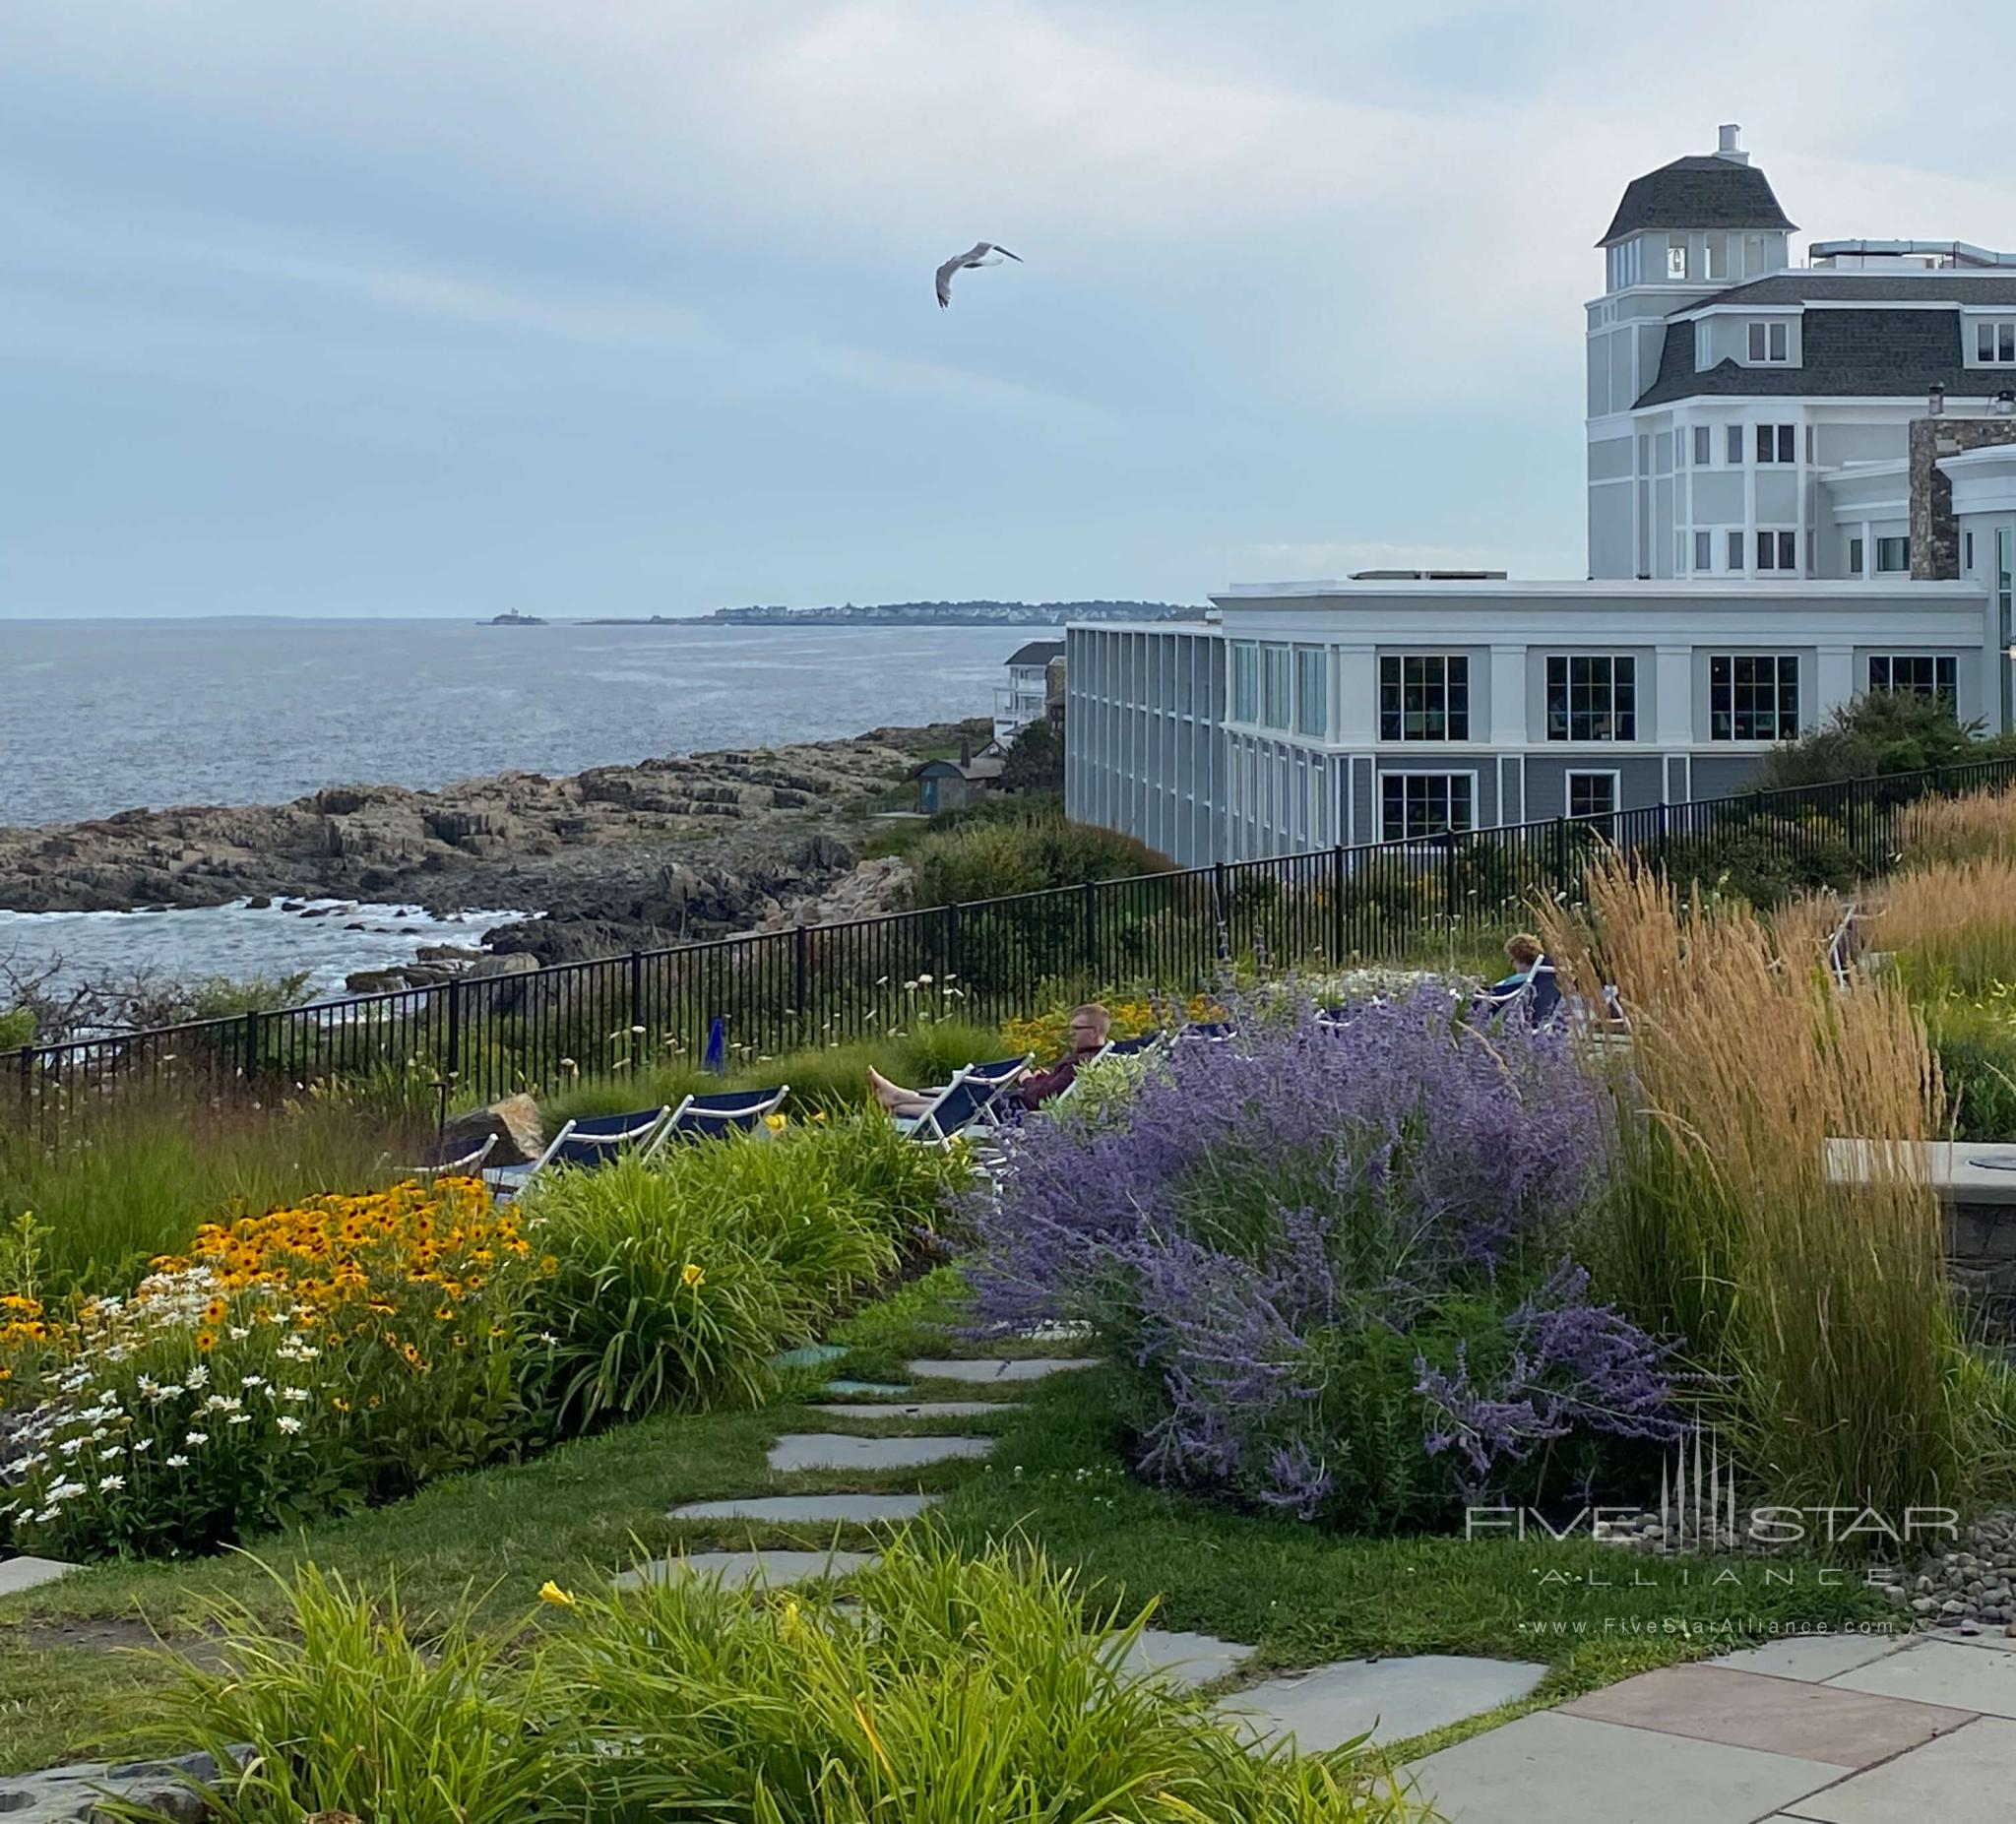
xmin=1518 ymin=1618 xmax=1896 ymax=1639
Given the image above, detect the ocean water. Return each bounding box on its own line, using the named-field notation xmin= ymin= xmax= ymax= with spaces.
xmin=0 ymin=618 xmax=1023 ymax=995
xmin=0 ymin=619 xmax=1022 ymax=827
xmin=0 ymin=901 xmax=520 ymax=1004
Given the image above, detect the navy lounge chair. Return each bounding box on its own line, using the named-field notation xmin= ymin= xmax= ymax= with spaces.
xmin=1177 ymin=1020 xmax=1236 ymax=1043
xmin=654 ymin=1084 xmax=791 ymax=1147
xmin=1101 ymin=1034 xmax=1164 ymax=1058
xmin=897 ymin=1055 xmax=1033 ymax=1146
xmin=492 ymin=1104 xmax=672 ymax=1196
xmin=400 ymin=1131 xmax=498 ymax=1183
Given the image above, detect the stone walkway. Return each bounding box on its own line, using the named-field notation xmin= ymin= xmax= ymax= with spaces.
xmin=637 ymin=1352 xmax=1558 ymax=1762
xmin=1413 ymin=1629 xmax=2016 ymax=1822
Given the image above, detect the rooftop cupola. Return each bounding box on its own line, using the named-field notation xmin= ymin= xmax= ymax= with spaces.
xmin=1597 ymin=127 xmax=1797 ymax=292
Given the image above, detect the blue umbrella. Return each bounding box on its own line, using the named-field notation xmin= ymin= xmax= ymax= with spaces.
xmin=702 ymin=1016 xmax=726 ymax=1075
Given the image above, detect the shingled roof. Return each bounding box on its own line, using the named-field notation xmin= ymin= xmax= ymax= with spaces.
xmin=1668 ymin=273 xmax=2016 ymax=314
xmin=1634 ymin=305 xmax=2000 ymax=408
xmin=1006 ymin=639 xmax=1065 ymax=668
xmin=1598 ymin=156 xmax=1796 ymax=246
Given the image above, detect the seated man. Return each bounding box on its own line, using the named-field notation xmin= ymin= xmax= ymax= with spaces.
xmin=868 ymin=1002 xmax=1113 ymax=1119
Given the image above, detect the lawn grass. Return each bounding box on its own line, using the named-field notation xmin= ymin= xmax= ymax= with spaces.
xmin=1 ymin=1271 xmax=1902 ymax=1780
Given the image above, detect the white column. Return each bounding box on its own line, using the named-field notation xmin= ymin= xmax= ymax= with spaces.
xmin=1332 ymin=643 xmax=1377 ymax=745
xmin=1488 ymin=645 xmax=1527 ymax=745
xmin=1654 ymin=644 xmax=1693 ymax=752
xmin=1860 ymin=518 xmax=1875 ymax=584
xmin=1815 ymin=645 xmax=1857 ymax=727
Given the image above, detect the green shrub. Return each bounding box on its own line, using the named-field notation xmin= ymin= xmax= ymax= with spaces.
xmin=1928 ymin=996 xmax=2016 ymax=1143
xmin=1660 ymin=812 xmax=1859 ymax=909
xmin=0 ymin=1006 xmax=31 ymax=1053
xmin=147 ymin=1539 xmax=1422 ymax=1824
xmin=1755 ymin=690 xmax=2016 ymax=790
xmin=906 ymin=809 xmax=1167 ymax=909
xmin=520 ymin=1117 xmax=960 ymax=1432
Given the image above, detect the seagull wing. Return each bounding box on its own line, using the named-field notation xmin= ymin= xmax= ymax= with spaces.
xmin=989 ymin=245 xmax=1023 ymax=262
xmin=936 ymin=254 xmax=961 ymax=307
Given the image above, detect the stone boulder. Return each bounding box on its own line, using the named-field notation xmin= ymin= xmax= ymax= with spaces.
xmin=440 ymin=1093 xmax=545 ymax=1164
xmin=0 ymin=1748 xmax=235 ymax=1822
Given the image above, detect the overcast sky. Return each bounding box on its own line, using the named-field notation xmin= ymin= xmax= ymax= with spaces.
xmin=7 ymin=1 xmax=2016 ymax=620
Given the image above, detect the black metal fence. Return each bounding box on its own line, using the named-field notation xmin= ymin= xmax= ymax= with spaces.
xmin=9 ymin=756 xmax=2016 ymax=1130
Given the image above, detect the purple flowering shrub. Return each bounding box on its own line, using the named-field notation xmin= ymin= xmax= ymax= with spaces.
xmin=971 ymin=987 xmax=1679 ymax=1530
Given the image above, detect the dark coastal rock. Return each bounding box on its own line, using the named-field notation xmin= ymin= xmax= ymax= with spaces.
xmin=0 ymin=721 xmax=978 ymax=921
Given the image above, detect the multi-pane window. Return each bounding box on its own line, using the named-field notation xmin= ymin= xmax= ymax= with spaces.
xmin=1849 ymin=536 xmax=1864 ymax=577
xmin=1977 ymin=321 xmax=2016 ymax=364
xmin=1231 ymin=644 xmax=1259 ymax=723
xmin=1756 ymin=530 xmax=1797 ymax=572
xmin=1694 ymin=530 xmax=1712 ymax=572
xmin=1380 ymin=773 xmax=1475 ymax=841
xmin=1293 ymin=648 xmax=1326 ymax=737
xmin=1692 ymin=424 xmax=1712 ymax=466
xmin=1756 ymin=423 xmax=1796 ymax=464
xmin=1726 ymin=424 xmax=1744 ymax=466
xmin=1261 ymin=644 xmax=1292 ymax=729
xmin=1868 ymin=655 xmax=1957 ymax=705
xmin=1727 ymin=529 xmax=1745 ymax=572
xmin=1710 ymin=655 xmax=1799 ymax=741
xmin=1545 ymin=656 xmax=1637 ymax=741
xmin=1747 ymin=321 xmax=1790 ymax=362
xmin=1667 ymin=243 xmax=1687 ymax=280
xmin=1877 ymin=535 xmax=1912 ymax=573
xmin=1378 ymin=655 xmax=1470 ymax=741
xmin=1566 ymin=772 xmax=1618 ymax=820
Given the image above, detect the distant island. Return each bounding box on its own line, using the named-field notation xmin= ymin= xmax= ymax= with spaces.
xmin=487 ymin=611 xmax=547 ymax=625
xmin=578 ymin=599 xmax=1203 ymax=627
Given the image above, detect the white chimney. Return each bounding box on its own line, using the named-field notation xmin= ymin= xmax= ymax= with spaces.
xmin=1716 ymin=124 xmax=1749 ymax=164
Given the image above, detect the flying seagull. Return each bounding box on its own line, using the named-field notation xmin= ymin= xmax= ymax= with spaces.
xmin=936 ymin=240 xmax=1022 ymax=309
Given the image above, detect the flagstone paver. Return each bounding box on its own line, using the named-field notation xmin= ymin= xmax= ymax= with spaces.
xmin=1561 ymin=1664 xmax=1974 ymax=1767
xmin=1412 ymin=1710 xmax=1842 ymax=1824
xmin=616 ymin=1548 xmax=880 ymax=1592
xmin=1711 ymin=1633 xmax=1911 ymax=1683
xmin=1228 ymin=1654 xmax=1547 ymax=1752
xmin=1825 ymin=1638 xmax=2016 ymax=1718
xmin=906 ymin=1356 xmax=1101 ymax=1383
xmin=1765 ymin=1715 xmax=2016 ymax=1822
xmin=806 ymin=1401 xmax=1012 ymax=1422
xmin=669 ymin=1492 xmax=940 ymax=1525
xmin=1122 ymin=1628 xmax=1250 ymax=1688
xmin=765 ymin=1433 xmax=994 ymax=1472
xmin=771 ymin=1344 xmax=849 ymax=1370
xmin=819 ymin=1380 xmax=914 ymax=1397
xmin=0 ymin=1555 xmax=75 ymax=1598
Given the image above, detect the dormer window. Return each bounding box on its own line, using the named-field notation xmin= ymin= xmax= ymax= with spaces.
xmin=1747 ymin=321 xmax=1789 ymax=363
xmin=1977 ymin=321 xmax=2016 ymax=364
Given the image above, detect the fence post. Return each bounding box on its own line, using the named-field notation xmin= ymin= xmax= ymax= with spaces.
xmin=16 ymin=1046 xmax=31 ymax=1128
xmin=1212 ymin=862 xmax=1229 ymax=960
xmin=1331 ymin=843 xmax=1346 ymax=962
xmin=1552 ymin=818 xmax=1570 ymax=903
xmin=1082 ymin=880 xmax=1099 ymax=979
xmin=792 ymin=926 xmax=809 ymax=1028
xmin=445 ymin=976 xmax=464 ymax=1083
xmin=943 ymin=903 xmax=961 ymax=987
xmin=242 ymin=1009 xmax=260 ymax=1086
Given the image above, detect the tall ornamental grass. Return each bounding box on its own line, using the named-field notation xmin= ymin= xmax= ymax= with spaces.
xmin=1897 ymin=784 xmax=2016 ymax=867
xmin=149 ymin=1539 xmax=1425 ymax=1824
xmin=1542 ymin=857 xmax=2014 ymax=1515
xmin=0 ymin=1089 xmax=421 ymax=1295
xmin=1871 ymin=857 xmax=2016 ymax=998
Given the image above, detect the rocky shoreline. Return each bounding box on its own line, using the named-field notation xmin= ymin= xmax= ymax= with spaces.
xmin=0 ymin=721 xmax=983 ymax=979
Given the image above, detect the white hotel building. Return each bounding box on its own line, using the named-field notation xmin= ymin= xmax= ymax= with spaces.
xmin=1066 ymin=128 xmax=2016 ymax=866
